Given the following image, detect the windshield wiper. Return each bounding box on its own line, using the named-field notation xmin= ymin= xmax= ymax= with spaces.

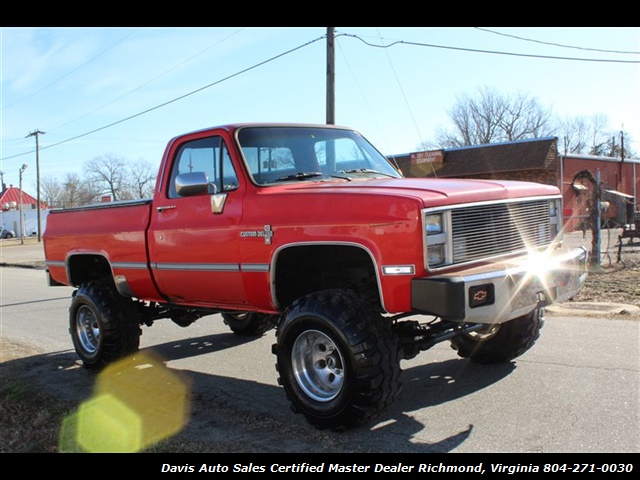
xmin=338 ymin=169 xmax=397 ymax=178
xmin=275 ymin=172 xmax=323 ymax=182
xmin=275 ymin=172 xmax=351 ymax=182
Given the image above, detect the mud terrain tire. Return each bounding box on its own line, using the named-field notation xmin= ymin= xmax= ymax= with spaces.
xmin=450 ymin=308 xmax=545 ymax=364
xmin=69 ymin=280 xmax=141 ymax=370
xmin=273 ymin=289 xmax=401 ymax=430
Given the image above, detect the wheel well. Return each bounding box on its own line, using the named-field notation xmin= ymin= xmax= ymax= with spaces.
xmin=274 ymin=244 xmax=380 ymax=310
xmin=67 ymin=254 xmax=113 ymax=287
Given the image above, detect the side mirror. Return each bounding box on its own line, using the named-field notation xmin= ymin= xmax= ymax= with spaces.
xmin=175 ymin=172 xmax=213 ymax=197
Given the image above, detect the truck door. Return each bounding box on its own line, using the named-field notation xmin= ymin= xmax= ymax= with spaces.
xmin=148 ymin=132 xmax=247 ymax=307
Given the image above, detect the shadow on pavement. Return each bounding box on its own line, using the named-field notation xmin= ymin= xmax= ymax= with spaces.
xmin=2 ymin=330 xmax=515 ymax=454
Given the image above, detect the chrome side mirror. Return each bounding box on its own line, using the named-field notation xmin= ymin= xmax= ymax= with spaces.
xmin=175 ymin=172 xmax=215 ymax=197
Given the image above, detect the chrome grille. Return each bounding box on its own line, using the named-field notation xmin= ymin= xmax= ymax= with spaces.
xmin=451 ymin=200 xmax=551 ymax=264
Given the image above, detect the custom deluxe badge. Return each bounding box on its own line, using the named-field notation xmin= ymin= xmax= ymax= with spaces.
xmin=240 ymin=225 xmax=274 ymax=244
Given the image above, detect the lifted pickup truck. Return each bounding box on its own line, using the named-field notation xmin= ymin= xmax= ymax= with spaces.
xmin=44 ymin=123 xmax=588 ymax=430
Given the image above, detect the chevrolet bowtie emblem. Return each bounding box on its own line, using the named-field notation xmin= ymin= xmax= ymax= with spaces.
xmin=473 ymin=290 xmax=488 ymax=302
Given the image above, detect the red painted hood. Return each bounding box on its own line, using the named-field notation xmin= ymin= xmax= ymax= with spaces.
xmin=279 ymin=177 xmax=560 ymax=207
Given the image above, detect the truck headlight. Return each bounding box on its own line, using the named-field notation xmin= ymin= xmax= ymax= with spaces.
xmin=425 ymin=210 xmax=449 ymax=269
xmin=425 ymin=214 xmax=443 ymax=235
xmin=427 ymin=244 xmax=446 ymax=266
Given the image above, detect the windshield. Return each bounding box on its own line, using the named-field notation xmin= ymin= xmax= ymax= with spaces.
xmin=236 ymin=126 xmax=402 ymax=185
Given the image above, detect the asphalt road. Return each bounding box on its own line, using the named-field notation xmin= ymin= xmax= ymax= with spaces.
xmin=1 ymin=266 xmax=639 ymax=454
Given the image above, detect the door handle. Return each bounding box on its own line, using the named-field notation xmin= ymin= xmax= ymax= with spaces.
xmin=156 ymin=205 xmax=176 ymax=212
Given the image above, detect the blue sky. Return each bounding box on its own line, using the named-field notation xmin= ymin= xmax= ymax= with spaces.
xmin=1 ymin=26 xmax=639 ymax=194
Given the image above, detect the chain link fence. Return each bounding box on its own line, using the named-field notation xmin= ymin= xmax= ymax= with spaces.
xmin=559 ymin=168 xmax=639 ymax=267
xmin=563 ymin=227 xmax=638 ymax=268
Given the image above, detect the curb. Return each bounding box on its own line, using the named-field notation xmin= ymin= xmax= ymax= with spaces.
xmin=546 ymin=301 xmax=640 ymax=317
xmin=0 ymin=262 xmax=46 ymax=270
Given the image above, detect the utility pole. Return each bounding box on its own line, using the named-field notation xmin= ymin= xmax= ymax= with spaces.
xmin=326 ymin=27 xmax=335 ymax=125
xmin=19 ymin=164 xmax=28 ymax=245
xmin=26 ymin=129 xmax=45 ymax=242
xmin=618 ymin=130 xmax=624 ymax=191
xmin=595 ymin=169 xmax=601 ymax=268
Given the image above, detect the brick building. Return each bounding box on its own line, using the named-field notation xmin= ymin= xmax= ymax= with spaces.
xmin=391 ymin=137 xmax=639 ymax=231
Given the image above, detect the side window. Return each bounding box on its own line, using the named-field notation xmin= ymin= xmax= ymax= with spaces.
xmin=168 ymin=136 xmax=239 ymax=198
xmin=220 ymin=145 xmax=238 ymax=191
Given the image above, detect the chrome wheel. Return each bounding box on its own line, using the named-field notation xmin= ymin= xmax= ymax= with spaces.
xmin=75 ymin=305 xmax=100 ymax=355
xmin=275 ymin=289 xmax=402 ymax=429
xmin=291 ymin=329 xmax=344 ymax=402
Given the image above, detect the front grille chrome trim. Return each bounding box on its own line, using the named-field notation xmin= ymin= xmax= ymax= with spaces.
xmin=424 ymin=195 xmax=561 ymax=272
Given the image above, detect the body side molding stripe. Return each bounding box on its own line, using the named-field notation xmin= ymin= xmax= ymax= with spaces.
xmin=151 ymin=262 xmax=241 ymax=272
xmin=111 ymin=262 xmax=148 ymax=269
xmin=45 ymin=260 xmax=66 ymax=267
xmin=241 ymin=263 xmax=270 ymax=272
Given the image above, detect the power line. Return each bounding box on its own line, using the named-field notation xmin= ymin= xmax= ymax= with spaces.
xmin=338 ymin=32 xmax=640 ymax=64
xmin=374 ymin=29 xmax=428 ymax=162
xmin=2 ymin=29 xmax=141 ymax=110
xmin=474 ymin=27 xmax=640 ymax=55
xmin=48 ymin=28 xmax=246 ymax=134
xmin=2 ymin=29 xmax=637 ymax=165
xmin=0 ymin=35 xmax=325 ymax=162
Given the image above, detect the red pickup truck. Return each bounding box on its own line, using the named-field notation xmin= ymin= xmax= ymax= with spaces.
xmin=44 ymin=123 xmax=588 ymax=430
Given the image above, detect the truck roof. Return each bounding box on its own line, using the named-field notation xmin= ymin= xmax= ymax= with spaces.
xmin=172 ymin=122 xmax=355 ymax=139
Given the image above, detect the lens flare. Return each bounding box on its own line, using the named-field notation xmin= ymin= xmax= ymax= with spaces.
xmin=59 ymin=351 xmax=190 ymax=453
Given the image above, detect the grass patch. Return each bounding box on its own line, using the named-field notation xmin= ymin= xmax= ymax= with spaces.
xmin=0 ymin=371 xmax=73 ymax=453
xmin=0 ymin=349 xmax=215 ymax=453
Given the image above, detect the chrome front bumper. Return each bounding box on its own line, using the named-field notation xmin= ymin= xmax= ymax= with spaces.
xmin=411 ymin=247 xmax=589 ymax=324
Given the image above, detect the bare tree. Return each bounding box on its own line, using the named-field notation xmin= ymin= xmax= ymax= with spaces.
xmin=434 ymin=86 xmax=554 ymax=148
xmin=83 ymin=155 xmax=158 ymax=201
xmin=591 ymin=131 xmax=634 ymax=158
xmin=500 ymin=92 xmax=551 ymax=140
xmin=84 ymin=154 xmax=127 ymax=201
xmin=589 ymin=113 xmax=610 ymax=151
xmin=39 ymin=176 xmax=63 ymax=209
xmin=128 ymin=160 xmax=157 ymax=199
xmin=556 ymin=113 xmax=636 ymax=158
xmin=61 ymin=173 xmax=97 ymax=208
xmin=556 ymin=115 xmax=590 ymax=154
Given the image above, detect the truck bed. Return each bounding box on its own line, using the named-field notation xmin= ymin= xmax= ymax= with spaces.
xmin=43 ymin=199 xmax=161 ymax=300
